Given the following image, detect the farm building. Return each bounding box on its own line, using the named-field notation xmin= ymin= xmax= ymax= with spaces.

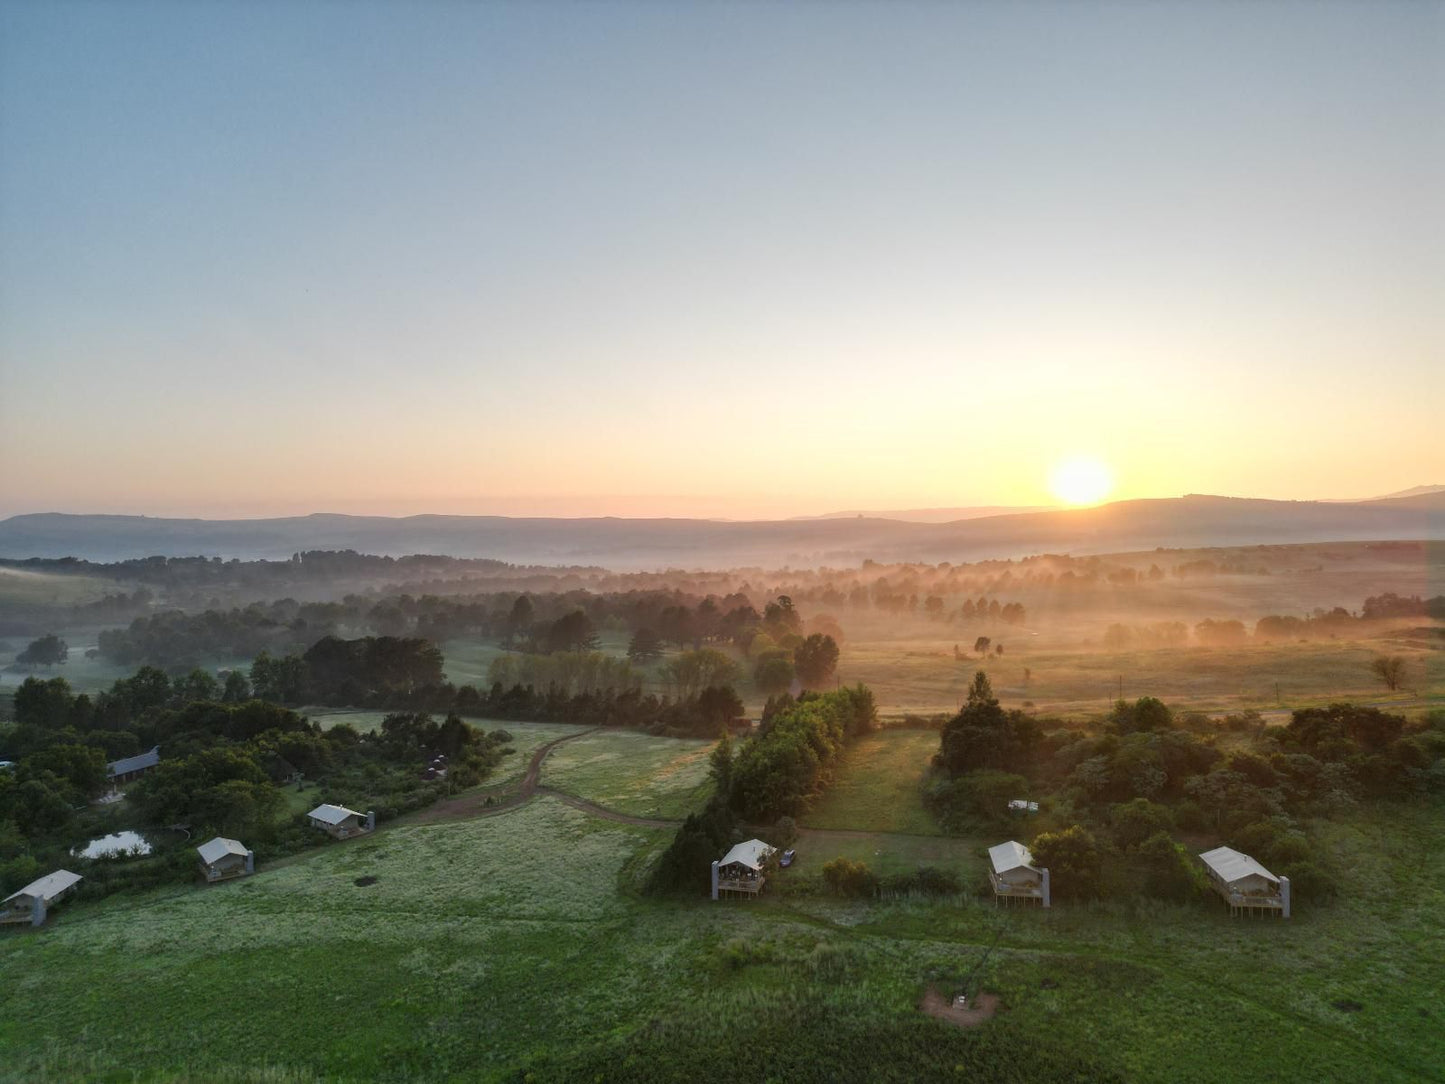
xmin=307 ymin=803 xmax=375 ymax=839
xmin=197 ymin=837 xmax=255 ymax=883
xmin=1199 ymin=846 xmax=1291 ymax=918
xmin=2 ymin=869 xmax=83 ymax=927
xmin=106 ymin=745 xmax=160 ymax=786
xmin=1007 ymin=799 xmax=1039 ymax=814
xmin=711 ymin=838 xmax=776 ymax=900
xmin=988 ymin=840 xmax=1050 ymax=907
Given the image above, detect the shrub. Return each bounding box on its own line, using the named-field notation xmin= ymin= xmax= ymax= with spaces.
xmin=821 ymin=857 xmax=877 ymax=897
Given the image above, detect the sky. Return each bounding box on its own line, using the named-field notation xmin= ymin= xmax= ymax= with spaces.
xmin=1 ymin=1 xmax=1440 ymax=521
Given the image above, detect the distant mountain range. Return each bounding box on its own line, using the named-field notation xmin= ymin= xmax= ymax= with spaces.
xmin=1 ymin=492 xmax=1441 ymax=570
xmin=793 ymin=505 xmax=1052 ymax=523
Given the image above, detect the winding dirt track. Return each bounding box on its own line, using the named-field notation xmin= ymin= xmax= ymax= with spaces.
xmin=411 ymin=728 xmax=598 ymax=824
xmin=416 ymin=728 xmax=917 ymax=842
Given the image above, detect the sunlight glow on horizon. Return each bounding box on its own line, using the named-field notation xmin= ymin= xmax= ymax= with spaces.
xmin=1050 ymin=458 xmax=1115 ymax=507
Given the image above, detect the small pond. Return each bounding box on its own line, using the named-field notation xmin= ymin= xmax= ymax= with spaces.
xmin=72 ymin=830 xmax=152 ymax=859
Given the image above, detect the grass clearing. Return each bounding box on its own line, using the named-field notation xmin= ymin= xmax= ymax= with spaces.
xmin=2 ymin=792 xmax=1439 ymax=1082
xmin=541 ymin=729 xmax=715 ymax=819
xmin=803 ymin=729 xmax=942 ymax=835
xmin=840 ymin=636 xmax=1444 ymax=717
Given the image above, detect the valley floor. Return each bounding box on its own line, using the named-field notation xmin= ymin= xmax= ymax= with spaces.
xmin=2 ymin=730 xmax=1441 ymax=1084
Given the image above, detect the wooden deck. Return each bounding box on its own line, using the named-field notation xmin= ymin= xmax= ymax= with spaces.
xmin=989 ymin=872 xmax=1044 ymax=905
xmin=716 ymin=875 xmax=765 ymax=899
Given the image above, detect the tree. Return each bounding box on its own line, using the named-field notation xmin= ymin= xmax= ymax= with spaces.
xmin=627 ymin=627 xmax=664 ymax=663
xmin=17 ymin=634 xmax=67 ymax=669
xmin=708 ymin=730 xmax=734 ymax=795
xmin=544 ymin=610 xmax=599 ymax=654
xmin=1028 ymin=825 xmax=1103 ymax=898
xmin=793 ymin=634 xmax=839 ymax=688
xmin=763 ymin=595 xmax=802 ymax=637
xmin=504 ymin=594 xmax=535 ymax=645
xmin=13 ymin=676 xmax=75 ymax=729
xmin=660 ymin=649 xmax=741 ymax=698
xmin=221 ymin=670 xmax=252 ymax=703
xmin=1108 ymin=798 xmax=1175 ymax=851
xmin=753 ymin=651 xmax=796 ymax=696
xmin=936 ymin=671 xmax=1039 ymax=776
xmin=974 ymin=636 xmax=991 ymax=656
xmin=696 ymin=685 xmax=745 ymax=734
xmin=1370 ymin=655 xmax=1406 ymax=692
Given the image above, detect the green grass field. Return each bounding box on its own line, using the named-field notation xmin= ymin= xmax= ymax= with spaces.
xmin=839 ymin=636 xmax=1445 ymax=717
xmin=540 ymin=729 xmax=715 ymax=819
xmin=3 ymin=790 xmax=1440 ymax=1083
xmin=802 ymin=729 xmax=943 ymax=835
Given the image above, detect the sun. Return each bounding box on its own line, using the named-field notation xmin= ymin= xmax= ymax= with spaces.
xmin=1050 ymin=457 xmax=1114 ymax=506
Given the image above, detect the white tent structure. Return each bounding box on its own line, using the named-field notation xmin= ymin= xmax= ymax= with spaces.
xmin=1199 ymin=846 xmax=1290 ymax=918
xmin=988 ymin=840 xmax=1049 ymax=907
xmin=196 ymin=837 xmax=255 ymax=882
xmin=712 ymin=838 xmax=776 ymax=900
xmin=307 ymin=803 xmax=375 ymax=839
xmin=2 ymin=869 xmax=83 ymax=927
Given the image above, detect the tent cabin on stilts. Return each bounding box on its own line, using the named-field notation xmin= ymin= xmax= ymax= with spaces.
xmin=1 ymin=870 xmax=82 ymax=927
xmin=1198 ymin=846 xmax=1290 ymax=918
xmin=711 ymin=838 xmax=775 ymax=900
xmin=988 ymin=840 xmax=1050 ymax=907
xmin=196 ymin=837 xmax=255 ymax=883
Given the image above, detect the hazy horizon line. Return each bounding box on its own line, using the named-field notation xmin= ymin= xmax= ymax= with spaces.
xmin=2 ymin=483 xmax=1439 ymax=525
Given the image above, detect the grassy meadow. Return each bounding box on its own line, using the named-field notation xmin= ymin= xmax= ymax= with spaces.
xmin=837 ymin=636 xmax=1444 ymax=717
xmin=802 ymin=728 xmax=943 ymax=835
xmin=2 ymin=789 xmax=1440 ymax=1083
xmin=540 ymin=728 xmax=715 ymax=819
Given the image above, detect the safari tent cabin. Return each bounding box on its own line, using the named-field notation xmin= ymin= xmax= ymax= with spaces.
xmin=1199 ymin=846 xmax=1290 ymax=918
xmin=307 ymin=803 xmax=375 ymax=839
xmin=988 ymin=840 xmax=1050 ymax=907
xmin=197 ymin=837 xmax=254 ymax=882
xmin=2 ymin=869 xmax=82 ymax=927
xmin=711 ymin=838 xmax=776 ymax=900
xmin=106 ymin=746 xmax=160 ymax=786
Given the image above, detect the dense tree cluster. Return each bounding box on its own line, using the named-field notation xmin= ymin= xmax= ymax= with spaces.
xmin=646 ymin=685 xmax=877 ymax=896
xmin=0 ymin=669 xmax=516 ymax=899
xmin=927 ymin=683 xmax=1445 ymax=905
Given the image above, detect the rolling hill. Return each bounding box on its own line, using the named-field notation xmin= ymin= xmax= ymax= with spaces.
xmin=0 ymin=492 xmax=1440 ymax=569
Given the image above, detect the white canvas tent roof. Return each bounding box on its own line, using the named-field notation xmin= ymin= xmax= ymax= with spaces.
xmin=988 ymin=840 xmax=1039 ymax=876
xmin=4 ymin=869 xmax=82 ymax=905
xmin=1199 ymin=846 xmax=1279 ymax=886
xmin=718 ymin=839 xmax=775 ymax=871
xmin=196 ymin=837 xmax=249 ymax=865
xmin=308 ymin=803 xmax=362 ymax=825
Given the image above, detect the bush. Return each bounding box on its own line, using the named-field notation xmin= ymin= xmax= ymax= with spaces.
xmin=821 ymin=857 xmax=877 ymax=897
xmin=877 ymin=866 xmax=960 ymax=897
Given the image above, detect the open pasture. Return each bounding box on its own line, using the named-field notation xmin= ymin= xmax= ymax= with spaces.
xmin=1 ymin=785 xmax=1440 ymax=1082
xmin=439 ymin=630 xmax=632 ymax=688
xmin=541 ymin=728 xmax=715 ymax=819
xmin=802 ymin=728 xmax=942 ymax=835
xmin=839 ymin=635 xmax=1444 ymax=717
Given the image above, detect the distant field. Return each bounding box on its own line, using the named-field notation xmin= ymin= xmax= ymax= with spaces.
xmin=0 ymin=568 xmax=115 ymax=608
xmin=840 ymin=635 xmax=1445 ymax=717
xmin=439 ymin=631 xmax=632 ymax=688
xmin=541 ymin=729 xmax=715 ymax=819
xmin=802 ymin=729 xmax=942 ymax=835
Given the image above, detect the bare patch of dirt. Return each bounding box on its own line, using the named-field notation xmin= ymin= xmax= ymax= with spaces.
xmin=919 ymin=986 xmax=1000 ymax=1028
